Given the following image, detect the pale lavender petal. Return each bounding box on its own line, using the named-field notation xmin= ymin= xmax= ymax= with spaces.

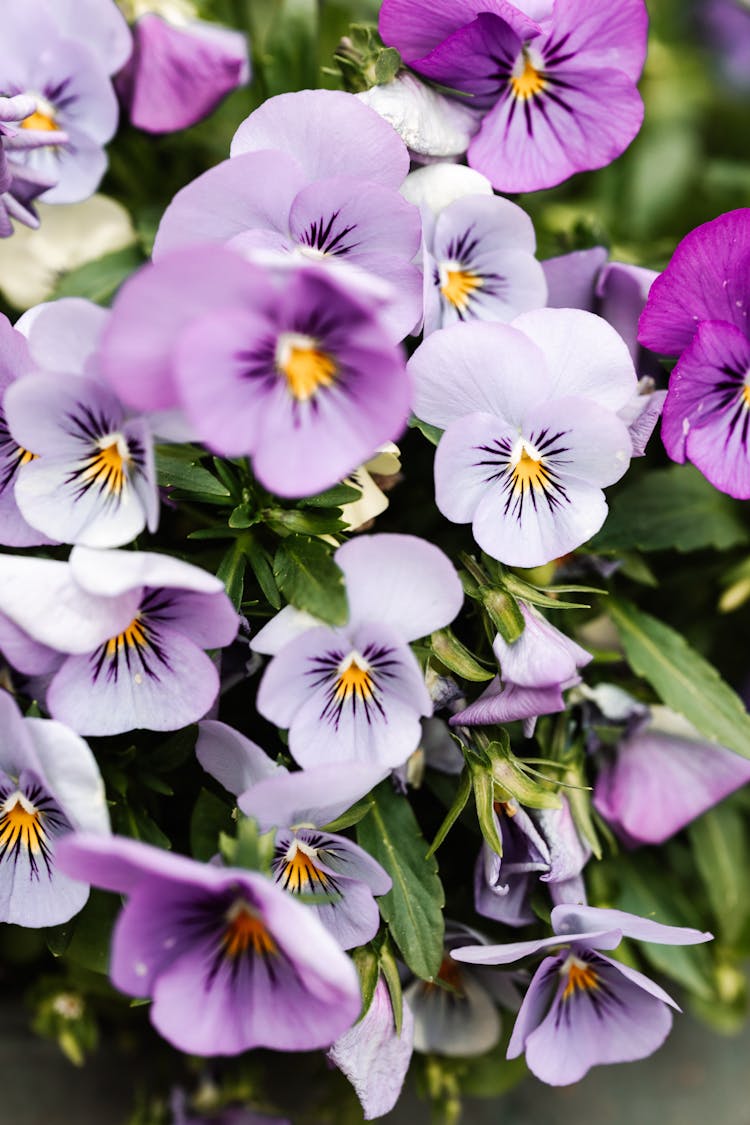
xmin=492 ymin=604 xmax=591 ymax=688
xmin=596 ymin=261 xmax=658 ymax=360
xmin=619 ymin=384 xmax=667 ymax=457
xmin=0 ymin=612 xmax=61 ymax=675
xmin=288 ymin=176 xmax=421 ymax=263
xmin=452 ymin=930 xmax=622 ymax=966
xmin=250 ymin=606 xmax=322 ymax=656
xmin=506 ymin=955 xmax=562 ymax=1058
xmin=313 ymin=833 xmax=392 ymax=895
xmin=16 ymin=297 xmax=107 ymax=377
xmin=552 ymin=904 xmax=713 ymax=946
xmin=405 ymin=965 xmax=501 ymax=1056
xmin=597 ymin=954 xmax=680 ymax=1010
xmin=69 ymin=545 xmax=225 ymax=599
xmin=238 ymin=763 xmax=387 ymax=831
xmin=535 ymin=798 xmax=590 ymax=884
xmin=450 ymin=676 xmax=568 ymax=726
xmin=336 ymin=533 xmax=463 ymax=642
xmin=230 ymin=91 xmax=409 ymax=188
xmin=542 ymin=247 xmax=607 ymax=310
xmin=329 ymin=979 xmax=414 ymax=1120
xmin=196 ymin=720 xmax=284 ymax=797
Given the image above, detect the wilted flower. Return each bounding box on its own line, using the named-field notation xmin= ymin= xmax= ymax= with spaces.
xmin=357 ymin=71 xmax=479 ymax=161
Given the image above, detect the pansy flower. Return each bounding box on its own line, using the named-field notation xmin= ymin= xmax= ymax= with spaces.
xmin=0 ymin=547 xmax=238 ymax=736
xmin=197 ymin=721 xmax=390 ymax=949
xmin=410 ymin=309 xmax=636 ymax=567
xmin=0 ymin=94 xmax=68 ymax=236
xmin=56 ymin=833 xmax=362 ymax=1056
xmin=453 ymin=904 xmax=712 ymax=1085
xmin=0 ymin=3 xmax=119 ymax=203
xmin=253 ymin=534 xmax=463 ymax=768
xmin=100 ymin=247 xmax=412 ymax=498
xmin=153 ymin=90 xmax=422 ymax=342
xmin=638 ymin=208 xmax=750 ymax=498
xmin=4 ymin=298 xmax=158 ymax=548
xmin=378 ymin=0 xmax=648 ymax=192
xmin=0 ymin=691 xmax=110 ymax=928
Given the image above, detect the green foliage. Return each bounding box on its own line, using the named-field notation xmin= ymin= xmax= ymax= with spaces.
xmin=430 ymin=627 xmax=494 ymax=682
xmin=689 ymin=803 xmax=750 ymax=945
xmin=274 ymin=535 xmax=349 ymax=625
xmin=52 ymin=245 xmax=145 ymax=304
xmin=608 ymin=598 xmax=750 ymax=760
xmin=190 ymin=788 xmax=236 ymax=862
xmin=357 ymin=781 xmax=445 ymax=980
xmin=590 ymin=465 xmax=749 ymax=553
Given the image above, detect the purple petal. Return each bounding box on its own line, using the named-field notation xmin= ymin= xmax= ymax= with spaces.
xmin=196 ymin=720 xmax=284 ymax=797
xmin=16 ymin=297 xmax=107 ymax=377
xmin=451 ymin=930 xmax=622 ymax=966
xmin=506 ymin=955 xmax=562 ymax=1058
xmin=451 ymin=676 xmax=569 ymax=726
xmin=596 ymin=260 xmax=658 ymax=361
xmin=336 ymin=533 xmax=463 ymax=642
xmin=379 ymin=0 xmax=540 ymax=61
xmin=492 ymin=603 xmax=591 ymax=688
xmin=238 ymin=763 xmax=387 ymax=831
xmin=542 ymin=247 xmax=608 ymax=311
xmin=329 ymin=978 xmax=414 ymax=1120
xmin=230 ymin=91 xmax=410 ymax=188
xmin=552 ymin=904 xmax=713 ymax=946
xmin=545 ymin=0 xmax=648 ymax=82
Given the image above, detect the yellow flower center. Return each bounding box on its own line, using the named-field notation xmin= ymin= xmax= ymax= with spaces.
xmin=742 ymin=384 xmax=750 ymax=407
xmin=440 ymin=266 xmax=483 ymax=311
xmin=80 ymin=433 xmax=131 ymax=496
xmin=278 ymin=839 xmax=332 ymax=894
xmin=334 ymin=652 xmax=375 ymax=703
xmin=105 ymin=615 xmax=147 ymax=658
xmin=0 ymin=791 xmax=46 ymax=858
xmin=222 ymin=901 xmax=277 ymax=960
xmin=510 ymin=54 xmax=546 ymax=100
xmin=21 ymin=109 xmax=58 ymax=132
xmin=276 ymin=333 xmax=337 ymax=402
xmin=561 ymin=957 xmax=599 ymax=1000
xmin=511 ymin=445 xmax=551 ymax=492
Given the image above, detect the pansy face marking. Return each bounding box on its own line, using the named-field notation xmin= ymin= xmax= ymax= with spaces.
xmin=90 ymin=591 xmax=173 ymax=685
xmin=475 ymin=429 xmax=572 ymax=523
xmin=560 ymin=953 xmax=599 ymax=1001
xmin=0 ymin=411 xmax=36 ymax=493
xmin=275 ymin=332 xmax=337 ymax=402
xmin=221 ymin=898 xmax=278 ymax=961
xmin=308 ymin=643 xmax=400 ymax=729
xmin=299 ymin=211 xmax=360 ymax=258
xmin=509 ymin=51 xmax=547 ymax=102
xmin=0 ymin=776 xmax=68 ymax=880
xmin=64 ymin=405 xmax=146 ymax=508
xmin=21 ymin=96 xmax=60 ymax=134
xmin=274 ymin=835 xmax=339 ymax=896
xmin=435 ymin=225 xmax=507 ymax=320
xmin=705 ymin=359 xmax=750 ymax=446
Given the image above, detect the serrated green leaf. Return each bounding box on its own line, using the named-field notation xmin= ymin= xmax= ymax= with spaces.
xmin=430 ymin=628 xmax=494 ymax=682
xmin=608 ymin=598 xmax=750 ymax=760
xmin=590 ymin=464 xmax=749 ymax=553
xmin=689 ymin=805 xmax=750 ymax=944
xmin=357 ymin=782 xmax=444 ymax=980
xmin=274 ymin=536 xmax=348 ymax=626
xmin=53 ymin=244 xmax=143 ymax=304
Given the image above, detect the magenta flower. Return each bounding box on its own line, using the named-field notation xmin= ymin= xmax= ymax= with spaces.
xmin=453 ymin=904 xmax=712 ymax=1085
xmin=56 ymin=833 xmax=362 ymax=1056
xmin=639 ymin=209 xmax=750 ymax=498
xmin=196 ymin=721 xmax=390 ymax=950
xmin=410 ymin=309 xmax=636 ymax=566
xmin=5 ymin=299 xmax=158 ymax=548
xmin=154 ymin=91 xmax=422 ymax=342
xmin=118 ymin=13 xmax=249 ymax=134
xmin=0 ymin=691 xmax=110 ymax=928
xmin=0 ymin=547 xmax=238 ymax=736
xmin=0 ymin=95 xmax=68 ymax=235
xmin=100 ymin=247 xmax=413 ymax=498
xmin=379 ymin=0 xmax=648 ymax=192
xmin=253 ymin=534 xmax=463 ymax=769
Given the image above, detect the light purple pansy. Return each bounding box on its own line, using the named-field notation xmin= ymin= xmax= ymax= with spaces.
xmin=5 ymin=299 xmax=158 ymax=548
xmin=453 ymin=903 xmax=712 ymax=1086
xmin=410 ymin=309 xmax=636 ymax=567
xmin=100 ymin=246 xmax=412 ymax=497
xmin=0 ymin=4 xmax=119 ymax=204
xmin=474 ymin=796 xmax=589 ymax=928
xmin=0 ymin=691 xmax=110 ymax=928
xmin=329 ymin=978 xmax=415 ymax=1120
xmin=379 ymin=0 xmax=648 ymax=193
xmin=118 ymin=13 xmax=249 ymax=134
xmin=154 ymin=90 xmax=422 ymax=342
xmin=253 ymin=534 xmax=463 ymax=769
xmin=56 ymin=833 xmax=362 ymax=1056
xmin=39 ymin=0 xmax=133 ymax=75
xmin=0 ymin=94 xmax=68 ymax=236
xmin=196 ymin=721 xmax=390 ymax=949
xmin=639 ymin=209 xmax=750 ymax=498
xmin=0 ymin=547 xmax=238 ymax=736
xmin=594 ymin=705 xmax=750 ymax=846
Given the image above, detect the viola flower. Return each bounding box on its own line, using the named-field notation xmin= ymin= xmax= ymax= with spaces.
xmin=153 ymin=90 xmax=422 ymax=342
xmin=197 ymin=721 xmax=390 ymax=949
xmin=117 ymin=7 xmax=249 ymax=134
xmin=56 ymin=833 xmax=362 ymax=1056
xmin=44 ymin=0 xmax=133 ymax=75
xmin=329 ymin=978 xmax=415 ymax=1120
xmin=253 ymin=534 xmax=463 ymax=769
xmin=378 ymin=0 xmax=648 ymax=193
xmin=0 ymin=546 xmax=238 ymax=736
xmin=4 ymin=299 xmax=158 ymax=548
xmin=101 ymin=246 xmax=412 ymax=498
xmin=410 ymin=309 xmax=636 ymax=567
xmin=638 ymin=209 xmax=750 ymax=498
xmin=594 ymin=704 xmax=750 ymax=846
xmin=0 ymin=690 xmax=110 ymax=928
xmin=0 ymin=8 xmax=119 ymax=203
xmin=0 ymin=95 xmax=68 ymax=236
xmin=452 ymin=904 xmax=712 ymax=1085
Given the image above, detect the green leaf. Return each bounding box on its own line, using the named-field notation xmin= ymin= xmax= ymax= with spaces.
xmin=217 ymin=539 xmax=247 ymax=611
xmin=53 ymin=245 xmax=144 ymax=305
xmin=486 ymin=738 xmax=562 ymax=810
xmin=409 ymin=415 xmax=444 ymax=445
xmin=427 ymin=767 xmax=472 ymax=858
xmin=374 ymin=46 xmax=402 ymax=84
xmin=352 ymin=945 xmax=380 ymax=1019
xmin=274 ymin=536 xmax=348 ymax=626
xmin=469 ymin=761 xmax=504 ymax=857
xmin=322 ymin=794 xmax=373 ymax=833
xmin=263 ymin=0 xmax=319 ymax=94
xmin=689 ymin=805 xmax=750 ymax=944
xmin=357 ymin=782 xmax=445 ymax=980
xmin=379 ymin=938 xmax=404 ymax=1036
xmin=190 ymin=788 xmax=235 ymax=862
xmin=430 ymin=628 xmax=494 ymax=682
xmin=244 ymin=534 xmax=281 ymax=609
xmin=501 ymin=572 xmax=596 ymax=610
xmin=155 ymin=445 xmax=232 ymax=502
xmin=590 ymin=464 xmax=749 ymax=553
xmin=48 ymin=891 xmax=120 ymax=975
xmin=299 ymin=482 xmax=361 ymax=508
xmin=608 ymin=598 xmax=750 ymax=760
xmin=263 ymin=507 xmax=346 ymax=535
xmin=481 ymin=587 xmax=525 ymax=641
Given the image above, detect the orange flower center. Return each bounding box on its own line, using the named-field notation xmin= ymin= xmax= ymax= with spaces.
xmin=222 ymin=901 xmax=277 ymax=960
